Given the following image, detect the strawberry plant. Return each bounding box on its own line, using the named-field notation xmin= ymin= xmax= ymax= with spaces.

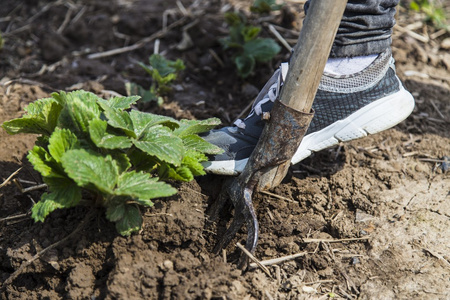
xmin=251 ymin=0 xmax=283 ymax=14
xmin=220 ymin=12 xmax=281 ymax=78
xmin=2 ymin=90 xmax=222 ymax=236
xmin=126 ymin=54 xmax=185 ymax=105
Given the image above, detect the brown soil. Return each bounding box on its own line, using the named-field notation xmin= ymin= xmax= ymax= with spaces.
xmin=1 ymin=1 xmax=449 ymax=299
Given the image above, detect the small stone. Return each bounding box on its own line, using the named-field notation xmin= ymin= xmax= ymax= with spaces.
xmin=441 ymin=37 xmax=450 ymax=49
xmin=351 ymin=257 xmax=360 ymax=265
xmin=163 ymin=260 xmax=174 ymax=270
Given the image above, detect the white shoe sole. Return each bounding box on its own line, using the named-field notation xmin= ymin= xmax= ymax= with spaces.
xmin=203 ymin=83 xmax=415 ymax=176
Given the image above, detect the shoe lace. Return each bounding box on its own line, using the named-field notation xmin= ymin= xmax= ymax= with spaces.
xmin=234 ymin=63 xmax=289 ymax=129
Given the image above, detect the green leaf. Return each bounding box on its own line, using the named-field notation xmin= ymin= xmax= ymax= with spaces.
xmin=159 ymin=164 xmax=194 ymax=182
xmin=235 ymin=55 xmax=255 ymax=78
xmin=133 ymin=126 xmax=184 ymax=166
xmin=105 ymin=198 xmax=126 ymax=222
xmin=57 ymin=90 xmax=102 ymax=135
xmin=2 ymin=97 xmax=63 ymax=136
xmin=89 ymin=119 xmax=132 ymax=149
xmin=27 ymin=146 xmax=65 ymax=178
xmin=242 ymin=26 xmax=261 ymax=42
xmin=48 ymin=128 xmax=79 ymax=163
xmin=43 ymin=176 xmax=82 ymax=208
xmin=115 ymin=205 xmax=142 ymax=236
xmin=103 ymin=96 xmax=140 ymax=110
xmin=172 ymin=118 xmax=222 ymax=137
xmin=224 ymin=12 xmax=243 ymax=26
xmin=243 ymin=38 xmax=281 ymax=62
xmin=129 ymin=110 xmax=179 ymax=138
xmin=125 ymin=82 xmax=158 ymax=103
xmin=149 ymin=54 xmax=185 ymax=77
xmin=182 ymin=150 xmax=207 ymax=177
xmin=182 ymin=134 xmax=224 ymax=155
xmin=111 ymin=152 xmax=132 ymax=173
xmin=31 ymin=193 xmax=64 ymax=222
xmin=97 ymin=101 xmax=135 ymax=137
xmin=61 ymin=149 xmax=119 ymax=194
xmin=115 ymin=171 xmax=177 ymax=205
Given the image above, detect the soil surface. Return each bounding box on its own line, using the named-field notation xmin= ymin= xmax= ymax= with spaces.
xmin=1 ymin=1 xmax=449 ymax=299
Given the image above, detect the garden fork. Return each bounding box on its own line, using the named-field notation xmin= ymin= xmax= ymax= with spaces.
xmin=212 ymin=0 xmax=348 ymax=268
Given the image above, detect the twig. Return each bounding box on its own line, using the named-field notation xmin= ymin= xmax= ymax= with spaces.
xmin=260 ymin=190 xmax=294 ymax=202
xmin=0 ymin=168 xmax=22 ymax=189
xmin=87 ymin=16 xmax=188 ymax=59
xmin=236 ymin=242 xmax=272 ymax=278
xmin=394 ymin=24 xmax=429 ymax=43
xmin=4 ymin=0 xmax=65 ymax=37
xmin=418 ymin=158 xmax=447 ymax=163
xmin=56 ymin=5 xmax=74 ymax=34
xmin=21 ymin=183 xmax=48 ymax=193
xmin=1 ymin=210 xmax=96 ymax=288
xmin=267 ymin=24 xmax=292 ymax=52
xmin=429 ymin=100 xmax=446 ymax=120
xmin=249 ymin=251 xmax=308 ymax=269
xmin=208 ymin=49 xmax=225 ymax=68
xmin=302 ymin=279 xmax=335 ymax=285
xmin=0 ymin=212 xmax=31 ymax=223
xmin=423 ymin=248 xmax=450 ymax=268
xmin=302 ymin=236 xmax=370 ymax=243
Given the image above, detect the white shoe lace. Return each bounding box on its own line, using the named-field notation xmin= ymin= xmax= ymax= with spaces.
xmin=234 ymin=63 xmax=289 ymax=130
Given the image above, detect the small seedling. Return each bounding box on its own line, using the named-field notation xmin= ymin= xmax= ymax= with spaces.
xmin=0 ymin=32 xmax=4 ymax=50
xmin=220 ymin=12 xmax=281 ymax=78
xmin=251 ymin=0 xmax=283 ymax=14
xmin=410 ymin=0 xmax=449 ymax=31
xmin=2 ymin=90 xmax=222 ymax=236
xmin=126 ymin=54 xmax=185 ymax=105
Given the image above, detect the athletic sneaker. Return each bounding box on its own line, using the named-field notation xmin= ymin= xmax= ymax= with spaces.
xmin=202 ymin=49 xmax=415 ymax=175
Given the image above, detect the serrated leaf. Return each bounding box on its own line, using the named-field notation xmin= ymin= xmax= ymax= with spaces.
xmin=133 ymin=127 xmax=183 ymax=166
xmin=149 ymin=54 xmax=185 ymax=77
xmin=242 ymin=26 xmax=261 ymax=42
xmin=182 ymin=134 xmax=224 ymax=155
xmin=235 ymin=55 xmax=255 ymax=78
xmin=61 ymin=149 xmax=118 ymax=194
xmin=102 ymin=96 xmax=140 ymax=110
xmin=115 ymin=171 xmax=177 ymax=204
xmin=43 ymin=176 xmax=82 ymax=207
xmin=97 ymin=101 xmax=135 ymax=137
xmin=115 ymin=205 xmax=142 ymax=236
xmin=31 ymin=193 xmax=64 ymax=222
xmin=48 ymin=128 xmax=79 ymax=163
xmin=159 ymin=163 xmax=194 ymax=182
xmin=89 ymin=119 xmax=132 ymax=149
xmin=129 ymin=110 xmax=179 ymax=138
xmin=111 ymin=152 xmax=132 ymax=173
xmin=27 ymin=146 xmax=65 ymax=178
xmin=243 ymin=38 xmax=281 ymax=62
xmin=57 ymin=90 xmax=102 ymax=135
xmin=172 ymin=118 xmax=221 ymax=137
xmin=182 ymin=153 xmax=206 ymax=177
xmin=2 ymin=97 xmax=63 ymax=136
xmin=125 ymin=82 xmax=158 ymax=103
xmin=105 ymin=199 xmax=126 ymax=222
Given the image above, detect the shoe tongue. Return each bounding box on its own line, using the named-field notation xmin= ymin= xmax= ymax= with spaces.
xmin=280 ymin=62 xmax=289 ymax=81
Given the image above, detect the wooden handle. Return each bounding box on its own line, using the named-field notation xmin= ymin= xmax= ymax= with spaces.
xmin=257 ymin=0 xmax=347 ymax=191
xmin=280 ymin=0 xmax=347 ymax=112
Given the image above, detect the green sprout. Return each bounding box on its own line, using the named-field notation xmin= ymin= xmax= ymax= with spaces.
xmin=220 ymin=12 xmax=281 ymax=78
xmin=126 ymin=54 xmax=185 ymax=105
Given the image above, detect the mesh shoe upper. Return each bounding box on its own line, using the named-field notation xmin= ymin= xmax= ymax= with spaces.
xmin=202 ymin=48 xmax=414 ymax=175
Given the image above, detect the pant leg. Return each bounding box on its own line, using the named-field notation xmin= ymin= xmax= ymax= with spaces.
xmin=304 ymin=0 xmax=399 ymax=57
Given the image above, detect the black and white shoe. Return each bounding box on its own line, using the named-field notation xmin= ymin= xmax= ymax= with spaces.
xmin=202 ymin=49 xmax=415 ymax=175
